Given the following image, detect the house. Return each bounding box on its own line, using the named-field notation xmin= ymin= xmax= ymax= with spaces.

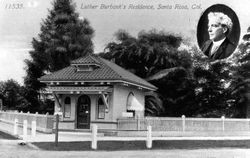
xmin=39 ymin=54 xmax=157 ymax=130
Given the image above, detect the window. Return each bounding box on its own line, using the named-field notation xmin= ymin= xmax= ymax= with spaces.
xmin=126 ymin=92 xmax=135 ymax=117
xmin=64 ymin=97 xmax=71 ymax=118
xmin=76 ymin=64 xmax=100 ymax=72
xmin=97 ymin=97 xmax=105 ymax=119
xmin=77 ymin=65 xmax=93 ymax=72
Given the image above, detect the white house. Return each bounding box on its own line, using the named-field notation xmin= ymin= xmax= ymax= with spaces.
xmin=39 ymin=54 xmax=157 ymax=130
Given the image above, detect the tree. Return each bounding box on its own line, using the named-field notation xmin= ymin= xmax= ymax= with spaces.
xmin=100 ymin=29 xmax=189 ymax=78
xmin=192 ymin=60 xmax=231 ymax=117
xmin=100 ymin=29 xmax=194 ymax=116
xmin=226 ymin=40 xmax=250 ymax=117
xmin=145 ymin=92 xmax=164 ymax=116
xmin=186 ymin=41 xmax=250 ymax=118
xmin=148 ymin=66 xmax=196 ymax=117
xmin=24 ymin=0 xmax=94 ymax=112
xmin=100 ymin=29 xmax=246 ymax=117
xmin=0 ymin=79 xmax=29 ymax=111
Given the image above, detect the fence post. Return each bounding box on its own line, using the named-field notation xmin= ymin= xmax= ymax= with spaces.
xmin=91 ymin=124 xmax=98 ymax=150
xmin=221 ymin=116 xmax=225 ymax=132
xmin=32 ymin=121 xmax=36 ymax=137
xmin=14 ymin=118 xmax=18 ymax=135
xmin=182 ymin=115 xmax=186 ymax=132
xmin=117 ymin=119 xmax=120 ymax=130
xmin=137 ymin=114 xmax=140 ymax=131
xmin=55 ymin=114 xmax=59 ymax=147
xmin=23 ymin=120 xmax=28 ymax=142
xmin=146 ymin=125 xmax=152 ymax=148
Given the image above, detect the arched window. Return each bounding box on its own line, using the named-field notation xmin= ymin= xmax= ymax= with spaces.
xmin=97 ymin=97 xmax=105 ymax=119
xmin=126 ymin=92 xmax=135 ymax=117
xmin=64 ymin=97 xmax=71 ymax=118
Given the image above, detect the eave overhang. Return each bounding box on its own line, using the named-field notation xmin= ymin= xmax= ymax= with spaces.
xmin=40 ymin=79 xmax=157 ymax=91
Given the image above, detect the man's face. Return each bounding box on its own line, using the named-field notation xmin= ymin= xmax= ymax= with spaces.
xmin=208 ymin=18 xmax=227 ymax=42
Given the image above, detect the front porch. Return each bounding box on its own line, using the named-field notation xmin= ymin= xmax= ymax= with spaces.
xmin=50 ymin=84 xmax=145 ymax=130
xmin=51 ymin=85 xmax=114 ymax=130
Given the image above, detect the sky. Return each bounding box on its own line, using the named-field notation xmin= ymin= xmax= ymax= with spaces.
xmin=0 ymin=0 xmax=250 ymax=84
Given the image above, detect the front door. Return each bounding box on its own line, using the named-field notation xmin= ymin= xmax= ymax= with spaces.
xmin=77 ymin=95 xmax=91 ymax=129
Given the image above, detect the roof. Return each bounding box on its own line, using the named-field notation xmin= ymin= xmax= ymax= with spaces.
xmin=39 ymin=54 xmax=157 ymax=91
xmin=71 ymin=54 xmax=101 ymax=65
xmin=45 ymin=86 xmax=112 ymax=94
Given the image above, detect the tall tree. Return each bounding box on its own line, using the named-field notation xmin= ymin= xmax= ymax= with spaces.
xmin=24 ymin=0 xmax=94 ymax=112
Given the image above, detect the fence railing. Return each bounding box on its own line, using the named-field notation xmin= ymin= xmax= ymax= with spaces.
xmin=0 ymin=111 xmax=54 ymax=133
xmin=117 ymin=116 xmax=250 ymax=132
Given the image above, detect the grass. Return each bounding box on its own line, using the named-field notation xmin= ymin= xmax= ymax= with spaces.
xmin=0 ymin=131 xmax=18 ymax=140
xmin=32 ymin=140 xmax=250 ymax=151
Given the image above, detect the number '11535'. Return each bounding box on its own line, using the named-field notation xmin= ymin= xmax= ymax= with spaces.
xmin=5 ymin=3 xmax=24 ymax=9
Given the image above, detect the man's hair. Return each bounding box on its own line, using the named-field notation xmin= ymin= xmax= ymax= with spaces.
xmin=208 ymin=12 xmax=233 ymax=35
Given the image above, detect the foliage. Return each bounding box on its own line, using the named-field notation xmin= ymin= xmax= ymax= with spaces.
xmin=0 ymin=79 xmax=29 ymax=111
xmin=149 ymin=66 xmax=196 ymax=117
xmin=100 ymin=29 xmax=194 ymax=117
xmin=100 ymin=29 xmax=250 ymax=118
xmin=100 ymin=29 xmax=190 ymax=78
xmin=188 ymin=40 xmax=250 ymax=118
xmin=192 ymin=59 xmax=232 ymax=117
xmin=23 ymin=0 xmax=94 ymax=112
xmin=225 ymin=41 xmax=250 ymax=117
xmin=145 ymin=92 xmax=164 ymax=116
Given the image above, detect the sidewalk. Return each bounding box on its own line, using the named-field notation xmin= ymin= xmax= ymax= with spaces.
xmin=1 ymin=120 xmax=250 ymax=143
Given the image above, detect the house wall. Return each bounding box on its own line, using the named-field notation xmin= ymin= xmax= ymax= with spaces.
xmin=57 ymin=94 xmax=76 ymax=129
xmin=57 ymin=93 xmax=115 ymax=130
xmin=112 ymin=85 xmax=145 ymax=120
xmin=90 ymin=93 xmax=117 ymax=129
xmin=55 ymin=85 xmax=146 ymax=130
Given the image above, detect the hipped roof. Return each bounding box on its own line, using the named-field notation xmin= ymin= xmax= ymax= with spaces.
xmin=39 ymin=54 xmax=157 ymax=91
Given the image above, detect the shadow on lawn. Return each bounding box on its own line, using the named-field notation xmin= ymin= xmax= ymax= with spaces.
xmin=32 ymin=140 xmax=250 ymax=151
xmin=0 ymin=131 xmax=18 ymax=140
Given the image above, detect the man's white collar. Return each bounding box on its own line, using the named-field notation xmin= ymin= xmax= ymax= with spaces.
xmin=212 ymin=38 xmax=226 ymax=46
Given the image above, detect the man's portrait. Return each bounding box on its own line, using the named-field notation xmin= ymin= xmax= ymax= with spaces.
xmin=197 ymin=4 xmax=240 ymax=60
xmin=201 ymin=12 xmax=235 ymax=60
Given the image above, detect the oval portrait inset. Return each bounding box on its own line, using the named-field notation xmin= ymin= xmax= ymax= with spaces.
xmin=197 ymin=4 xmax=240 ymax=60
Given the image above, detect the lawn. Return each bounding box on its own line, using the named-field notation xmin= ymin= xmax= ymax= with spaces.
xmin=32 ymin=140 xmax=250 ymax=151
xmin=0 ymin=131 xmax=18 ymax=140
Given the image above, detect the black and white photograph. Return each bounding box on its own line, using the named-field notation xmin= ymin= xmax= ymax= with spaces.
xmin=0 ymin=0 xmax=250 ymax=157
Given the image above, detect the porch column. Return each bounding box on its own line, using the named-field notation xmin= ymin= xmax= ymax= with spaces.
xmin=53 ymin=93 xmax=63 ymax=114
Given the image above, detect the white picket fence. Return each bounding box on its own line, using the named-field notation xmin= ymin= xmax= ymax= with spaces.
xmin=0 ymin=111 xmax=54 ymax=133
xmin=118 ymin=115 xmax=250 ymax=132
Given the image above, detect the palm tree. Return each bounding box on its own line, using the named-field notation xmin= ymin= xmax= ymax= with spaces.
xmin=145 ymin=92 xmax=164 ymax=116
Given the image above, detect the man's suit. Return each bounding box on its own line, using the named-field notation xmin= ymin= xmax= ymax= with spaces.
xmin=201 ymin=38 xmax=236 ymax=60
